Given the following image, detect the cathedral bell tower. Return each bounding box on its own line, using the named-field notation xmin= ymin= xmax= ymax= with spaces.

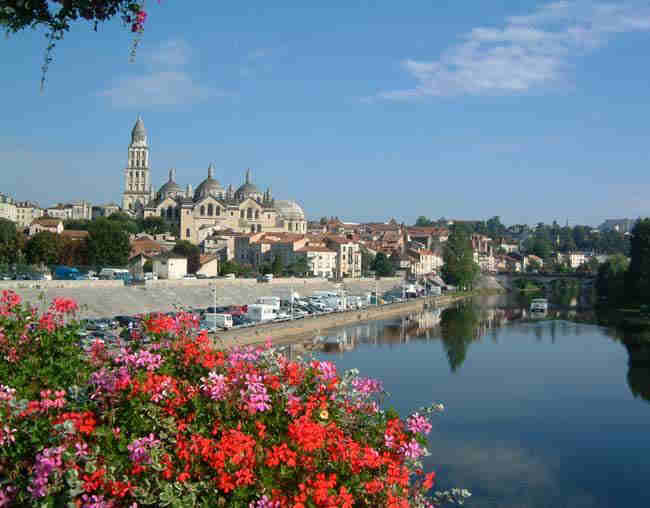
xmin=122 ymin=116 xmax=152 ymax=215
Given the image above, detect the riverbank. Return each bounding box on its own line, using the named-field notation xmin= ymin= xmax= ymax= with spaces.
xmin=215 ymin=290 xmax=498 ymax=348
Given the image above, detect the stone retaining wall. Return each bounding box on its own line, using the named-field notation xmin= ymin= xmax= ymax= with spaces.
xmin=6 ymin=278 xmax=405 ymax=318
xmin=217 ymin=293 xmax=467 ymax=347
xmin=0 ymin=280 xmax=125 ymax=290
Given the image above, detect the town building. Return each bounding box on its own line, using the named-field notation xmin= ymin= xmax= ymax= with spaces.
xmin=29 ymin=218 xmax=63 ymax=235
xmin=295 ymin=244 xmax=337 ymax=278
xmin=45 ymin=201 xmax=92 ymax=221
xmin=0 ymin=194 xmax=17 ymax=223
xmin=119 ymin=117 xmax=307 ymax=244
xmin=599 ymin=218 xmax=637 ymax=234
xmin=197 ymin=255 xmax=219 ymax=278
xmin=15 ymin=201 xmax=43 ymax=229
xmin=153 ymin=253 xmax=187 ymax=280
xmin=92 ymin=203 xmax=120 ymax=219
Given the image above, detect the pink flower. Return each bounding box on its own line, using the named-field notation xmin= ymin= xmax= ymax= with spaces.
xmin=50 ymin=297 xmax=78 ymax=315
xmin=406 ymin=413 xmax=432 ymax=435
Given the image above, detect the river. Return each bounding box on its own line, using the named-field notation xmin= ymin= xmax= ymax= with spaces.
xmin=301 ymin=294 xmax=650 ymax=508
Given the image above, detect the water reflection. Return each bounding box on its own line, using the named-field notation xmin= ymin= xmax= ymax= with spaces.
xmin=303 ymin=299 xmax=650 ymax=508
xmin=304 ymin=297 xmax=650 ymax=404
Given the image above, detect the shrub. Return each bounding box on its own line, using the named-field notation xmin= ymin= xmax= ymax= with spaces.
xmin=0 ymin=290 xmax=469 ymax=507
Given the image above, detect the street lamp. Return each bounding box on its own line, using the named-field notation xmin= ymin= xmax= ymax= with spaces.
xmin=211 ymin=283 xmax=217 ymax=334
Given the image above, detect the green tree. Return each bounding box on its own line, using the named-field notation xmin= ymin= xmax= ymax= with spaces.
xmin=87 ymin=218 xmax=130 ymax=267
xmin=361 ymin=249 xmax=375 ymax=276
xmin=442 ymin=226 xmax=479 ymax=290
xmin=371 ymin=252 xmax=394 ymax=277
xmin=172 ymin=240 xmax=201 ymax=274
xmin=24 ymin=232 xmax=62 ymax=265
xmin=625 ymin=218 xmax=650 ymax=304
xmin=0 ymin=219 xmax=21 ymax=264
xmin=63 ymin=219 xmax=91 ymax=231
xmin=139 ymin=216 xmax=170 ymax=235
xmin=272 ymin=256 xmax=284 ymax=276
xmin=415 ymin=216 xmax=434 ymax=227
xmin=107 ymin=212 xmax=139 ymax=235
xmin=596 ymin=254 xmax=628 ymax=302
xmin=288 ymin=256 xmax=310 ymax=276
xmin=486 ymin=216 xmax=505 ymax=238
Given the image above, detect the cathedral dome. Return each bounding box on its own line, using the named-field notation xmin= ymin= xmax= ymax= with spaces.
xmin=194 ymin=163 xmax=223 ymax=200
xmin=235 ymin=168 xmax=261 ymax=199
xmin=274 ymin=200 xmax=305 ymax=220
xmin=158 ymin=168 xmax=183 ymax=197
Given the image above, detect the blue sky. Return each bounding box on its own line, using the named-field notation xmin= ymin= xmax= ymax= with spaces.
xmin=2 ymin=0 xmax=650 ymax=226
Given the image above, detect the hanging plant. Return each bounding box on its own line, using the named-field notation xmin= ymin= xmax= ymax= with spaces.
xmin=1 ymin=1 xmax=155 ymax=90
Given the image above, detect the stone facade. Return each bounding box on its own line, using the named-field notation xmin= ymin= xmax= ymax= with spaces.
xmin=121 ymin=117 xmax=307 ymax=244
xmin=0 ymin=194 xmax=17 ymax=223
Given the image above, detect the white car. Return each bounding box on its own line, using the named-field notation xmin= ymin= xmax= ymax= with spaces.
xmin=183 ymin=274 xmax=197 ymax=280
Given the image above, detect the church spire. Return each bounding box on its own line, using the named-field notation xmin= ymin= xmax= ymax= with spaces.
xmin=208 ymin=163 xmax=214 ymax=179
xmin=245 ymin=168 xmax=251 ymax=184
xmin=169 ymin=168 xmax=176 ymax=182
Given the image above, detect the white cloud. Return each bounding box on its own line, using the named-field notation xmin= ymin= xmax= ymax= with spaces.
xmin=148 ymin=39 xmax=191 ymax=67
xmin=377 ymin=1 xmax=650 ymax=99
xmin=98 ymin=39 xmax=224 ymax=108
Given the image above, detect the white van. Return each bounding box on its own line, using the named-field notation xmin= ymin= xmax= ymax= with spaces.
xmin=99 ymin=268 xmax=129 ymax=280
xmin=247 ymin=304 xmax=276 ymax=322
xmin=312 ymin=291 xmax=339 ymax=299
xmin=203 ymin=313 xmax=233 ymax=330
xmin=224 ymin=273 xmax=236 ymax=279
xmin=256 ymin=296 xmax=281 ymax=312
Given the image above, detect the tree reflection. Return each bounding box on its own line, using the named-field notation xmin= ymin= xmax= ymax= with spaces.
xmin=440 ymin=303 xmax=480 ymax=372
xmin=623 ymin=337 xmax=650 ymax=403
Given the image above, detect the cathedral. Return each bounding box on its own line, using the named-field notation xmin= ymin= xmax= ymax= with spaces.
xmin=121 ymin=117 xmax=307 ymax=245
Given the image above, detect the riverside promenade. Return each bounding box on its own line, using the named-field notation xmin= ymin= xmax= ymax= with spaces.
xmin=216 ymin=292 xmax=477 ymax=348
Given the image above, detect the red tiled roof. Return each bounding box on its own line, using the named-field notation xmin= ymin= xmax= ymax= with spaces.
xmin=31 ymin=218 xmax=62 ymax=227
xmin=61 ymin=230 xmax=89 ymax=240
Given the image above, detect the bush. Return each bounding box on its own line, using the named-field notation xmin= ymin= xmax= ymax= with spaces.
xmin=0 ymin=291 xmax=469 ymax=507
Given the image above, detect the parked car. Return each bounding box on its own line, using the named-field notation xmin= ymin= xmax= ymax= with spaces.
xmin=183 ymin=274 xmax=197 ymax=280
xmin=232 ymin=314 xmax=254 ymax=327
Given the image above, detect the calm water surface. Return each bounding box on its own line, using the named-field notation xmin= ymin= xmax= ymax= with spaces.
xmin=307 ymin=298 xmax=650 ymax=508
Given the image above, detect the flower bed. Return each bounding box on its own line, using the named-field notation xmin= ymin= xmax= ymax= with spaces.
xmin=0 ymin=291 xmax=469 ymax=507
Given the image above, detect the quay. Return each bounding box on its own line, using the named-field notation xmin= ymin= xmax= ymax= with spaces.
xmin=216 ymin=292 xmax=479 ymax=348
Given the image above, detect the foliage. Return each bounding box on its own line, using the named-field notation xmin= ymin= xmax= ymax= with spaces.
xmin=106 ymin=212 xmax=139 ymax=235
xmin=1 ymin=0 xmax=148 ymax=89
xmin=361 ymin=249 xmax=375 ymax=276
xmin=63 ymin=219 xmax=91 ymax=231
xmin=287 ymin=256 xmax=310 ymax=276
xmin=525 ymin=258 xmax=541 ymax=273
xmin=523 ymin=237 xmax=553 ymax=259
xmin=219 ymin=260 xmax=252 ymax=277
xmin=442 ymin=226 xmax=479 ymax=290
xmin=139 ymin=216 xmax=171 ymax=236
xmin=172 ymin=240 xmax=201 ymax=274
xmin=24 ymin=231 xmax=62 ymax=265
xmin=0 ymin=219 xmax=23 ymax=264
xmin=86 ymin=218 xmax=130 ymax=267
xmin=625 ymin=218 xmax=650 ymax=304
xmin=440 ymin=303 xmax=480 ymax=372
xmin=372 ymin=252 xmax=394 ymax=277
xmin=272 ymin=255 xmax=284 ymax=276
xmin=0 ymin=291 xmax=470 ymax=507
xmin=415 ymin=216 xmax=435 ymax=227
xmin=142 ymin=259 xmax=153 ymax=273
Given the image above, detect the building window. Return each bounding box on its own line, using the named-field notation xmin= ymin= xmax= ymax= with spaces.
xmin=200 ymin=205 xmax=205 ymax=216
xmin=208 ymin=204 xmax=213 ymax=216
xmin=175 ymin=208 xmax=180 ymax=219
xmin=216 ymin=207 xmax=220 ymax=216
xmin=255 ymin=210 xmax=259 ymax=219
xmin=251 ymin=225 xmax=255 ymax=232
xmin=186 ymin=228 xmax=190 ymax=238
xmin=257 ymin=224 xmax=262 ymax=232
xmin=288 ymin=222 xmax=293 ymax=231
xmin=247 ymin=208 xmax=253 ymax=219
